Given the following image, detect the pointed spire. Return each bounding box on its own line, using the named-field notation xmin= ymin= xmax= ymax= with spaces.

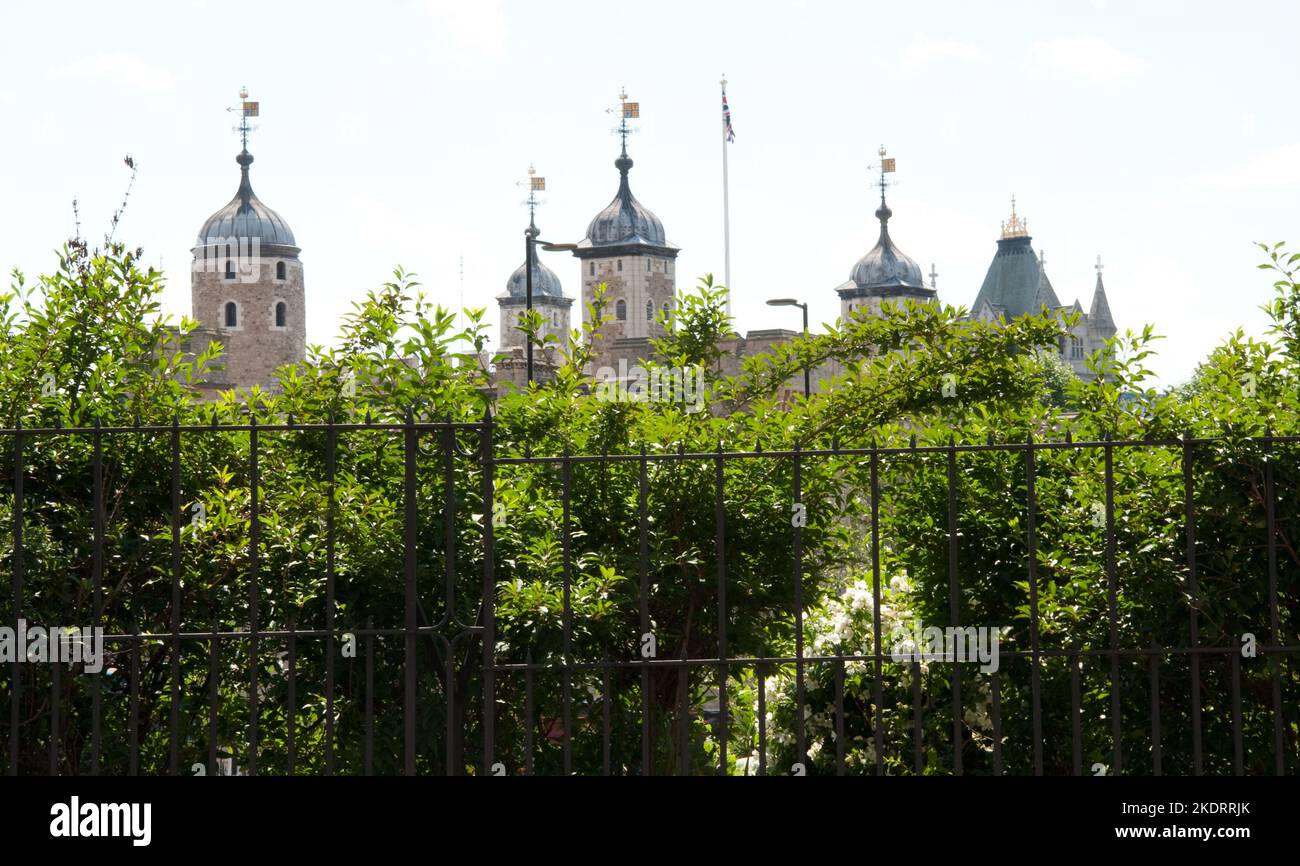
xmin=1090 ymin=255 xmax=1116 ymax=332
xmin=1032 ymin=249 xmax=1061 ymax=310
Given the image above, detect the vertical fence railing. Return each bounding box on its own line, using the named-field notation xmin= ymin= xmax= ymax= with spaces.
xmin=0 ymin=423 xmax=1296 ymax=775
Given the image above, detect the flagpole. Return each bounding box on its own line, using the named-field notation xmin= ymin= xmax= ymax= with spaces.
xmin=721 ymin=76 xmax=732 ymax=320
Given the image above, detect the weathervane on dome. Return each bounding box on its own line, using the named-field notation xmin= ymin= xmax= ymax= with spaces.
xmin=876 ymin=144 xmax=897 ymax=206
xmin=226 ymin=86 xmax=260 ymax=151
xmin=517 ymin=163 xmax=546 ymax=228
xmin=606 ymin=87 xmax=640 ymax=155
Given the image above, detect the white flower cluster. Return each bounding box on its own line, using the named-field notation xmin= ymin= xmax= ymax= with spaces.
xmin=806 ymin=573 xmax=911 ymax=659
xmin=743 ymin=572 xmax=919 ymax=768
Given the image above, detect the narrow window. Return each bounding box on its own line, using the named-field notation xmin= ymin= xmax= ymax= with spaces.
xmin=224 ymin=302 xmax=238 ymax=328
xmin=224 ymin=260 xmax=235 ymax=279
xmin=275 ymin=301 xmax=287 ymax=328
xmin=617 ymin=259 xmax=623 ymax=272
xmin=646 ymin=299 xmax=654 ymax=320
xmin=276 ymin=261 xmax=286 ymax=280
xmin=589 ymin=262 xmax=595 ymax=276
xmin=646 ymin=259 xmax=651 ymax=272
xmin=615 ymin=299 xmax=627 ymax=320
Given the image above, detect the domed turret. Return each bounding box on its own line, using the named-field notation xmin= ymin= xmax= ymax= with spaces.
xmin=583 ymin=153 xmax=667 ymax=248
xmin=506 ymin=225 xmax=565 ymax=298
xmin=194 ymin=150 xmax=299 ymax=257
xmin=848 ymin=203 xmax=926 ymax=290
xmin=833 ymin=148 xmax=935 ymax=319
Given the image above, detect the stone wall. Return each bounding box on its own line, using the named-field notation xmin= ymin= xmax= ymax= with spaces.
xmin=190 ymin=253 xmax=306 ymax=393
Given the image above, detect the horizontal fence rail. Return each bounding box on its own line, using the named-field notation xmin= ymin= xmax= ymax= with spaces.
xmin=0 ymin=417 xmax=1296 ymax=775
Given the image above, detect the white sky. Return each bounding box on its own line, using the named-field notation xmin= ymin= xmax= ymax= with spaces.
xmin=1 ymin=0 xmax=1296 ymax=386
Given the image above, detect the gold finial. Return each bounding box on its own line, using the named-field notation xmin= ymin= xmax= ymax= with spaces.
xmin=1000 ymin=194 xmax=1029 ymax=239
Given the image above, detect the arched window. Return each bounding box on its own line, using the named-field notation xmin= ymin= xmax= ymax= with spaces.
xmin=615 ymin=299 xmax=627 ymax=320
xmin=224 ymin=260 xmax=235 ymax=280
xmin=645 ymin=299 xmax=654 ymax=321
xmin=276 ymin=261 xmax=286 ymax=280
xmin=275 ymin=301 xmax=287 ymax=328
xmin=224 ymin=302 xmax=238 ymax=328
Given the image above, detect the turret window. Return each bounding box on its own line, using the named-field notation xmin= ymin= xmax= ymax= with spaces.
xmin=617 ymin=259 xmax=623 ymax=272
xmin=274 ymin=301 xmax=287 ymax=329
xmin=224 ymin=301 xmax=239 ymax=329
xmin=645 ymin=300 xmax=654 ymax=321
xmin=589 ymin=262 xmax=595 ymax=276
xmin=615 ymin=299 xmax=627 ymax=320
xmin=224 ymin=260 xmax=235 ymax=280
xmin=276 ymin=261 xmax=286 ymax=281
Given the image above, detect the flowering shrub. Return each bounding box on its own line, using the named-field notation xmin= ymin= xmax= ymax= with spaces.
xmin=725 ymin=571 xmax=995 ymax=775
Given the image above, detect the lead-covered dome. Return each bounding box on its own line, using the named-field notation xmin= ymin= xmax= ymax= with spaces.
xmin=849 ymin=204 xmax=924 ymax=290
xmin=506 ymin=258 xmax=564 ymax=298
xmin=194 ymin=151 xmax=299 ymax=257
xmin=583 ymin=155 xmax=667 ymax=248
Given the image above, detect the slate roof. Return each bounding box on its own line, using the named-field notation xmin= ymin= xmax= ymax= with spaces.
xmin=969 ymin=235 xmax=1054 ymax=319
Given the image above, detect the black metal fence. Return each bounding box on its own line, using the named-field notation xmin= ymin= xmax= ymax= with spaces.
xmin=1 ymin=416 xmax=1296 ymax=775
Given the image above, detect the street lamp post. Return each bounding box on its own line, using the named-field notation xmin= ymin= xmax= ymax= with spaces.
xmin=767 ymin=298 xmax=810 ymax=398
xmin=522 ymin=232 xmax=578 ymax=385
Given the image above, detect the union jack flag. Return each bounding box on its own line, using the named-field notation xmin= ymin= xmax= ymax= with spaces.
xmin=722 ymin=88 xmax=735 ymax=143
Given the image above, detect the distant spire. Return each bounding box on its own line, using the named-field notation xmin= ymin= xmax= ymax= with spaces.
xmin=1032 ymin=248 xmax=1061 ymax=310
xmin=1090 ymin=255 xmax=1116 ymax=332
xmin=928 ymin=262 xmax=939 ymax=290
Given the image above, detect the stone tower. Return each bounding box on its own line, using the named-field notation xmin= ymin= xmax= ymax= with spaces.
xmin=191 ymin=138 xmax=305 ymax=394
xmin=572 ymin=94 xmax=678 ymax=372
